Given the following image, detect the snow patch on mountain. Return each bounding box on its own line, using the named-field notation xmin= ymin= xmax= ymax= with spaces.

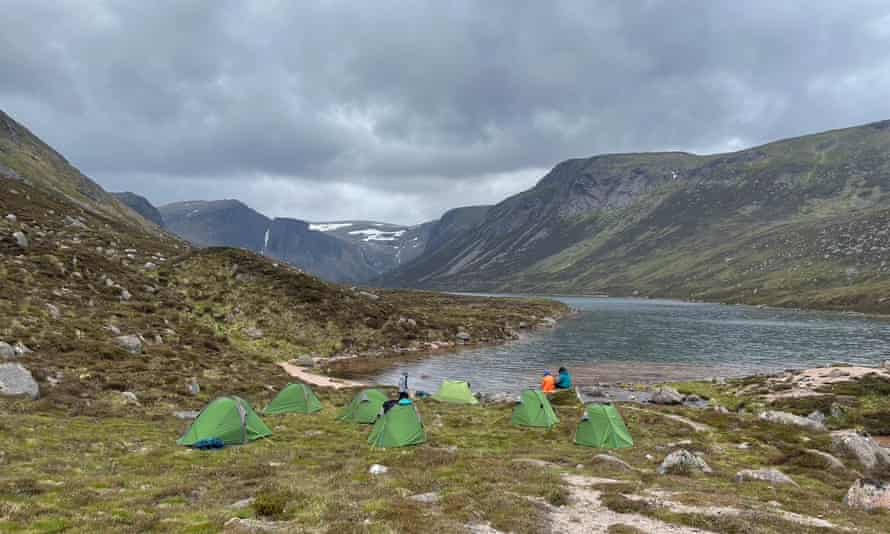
xmin=348 ymin=228 xmax=406 ymax=242
xmin=309 ymin=222 xmax=354 ymax=232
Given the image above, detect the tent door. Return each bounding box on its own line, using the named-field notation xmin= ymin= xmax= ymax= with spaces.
xmin=237 ymin=402 xmax=248 ymax=444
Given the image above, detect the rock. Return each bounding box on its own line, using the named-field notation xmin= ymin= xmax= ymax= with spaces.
xmin=294 ymin=356 xmax=315 ymax=368
xmin=759 ymin=410 xmax=826 ymax=432
xmin=369 ymin=464 xmax=388 ymax=475
xmin=737 ymin=442 xmax=752 ymax=450
xmin=832 ymin=431 xmax=890 ymax=473
xmin=358 ymin=291 xmax=379 ymax=301
xmin=844 ymin=479 xmax=890 ymax=510
xmin=684 ymin=394 xmax=702 ymax=403
xmin=830 ymin=402 xmax=846 ymax=419
xmin=121 ymin=391 xmax=139 ymax=404
xmin=657 ymin=449 xmax=712 ymax=475
xmin=0 ymin=363 xmax=39 ymax=399
xmin=659 ymin=439 xmax=693 ymax=450
xmin=12 ymin=231 xmax=28 ymax=249
xmin=13 ymin=342 xmax=32 ymax=357
xmin=808 ymin=411 xmax=826 ymax=425
xmin=645 ymin=454 xmax=655 ymax=462
xmin=115 ymin=335 xmax=143 ymax=355
xmin=5 ymin=213 xmax=16 ymax=223
xmin=245 ymin=327 xmax=264 ymax=339
xmin=592 ymin=454 xmax=636 ymax=471
xmin=408 ymin=492 xmax=441 ymax=504
xmin=120 ymin=288 xmax=132 ymax=302
xmin=107 ymin=324 xmax=121 ymax=335
xmin=735 ymin=469 xmax=797 ymax=486
xmin=173 ymin=410 xmax=200 ymax=420
xmin=45 ymin=303 xmax=60 ymax=320
xmin=230 ymin=497 xmax=256 ymax=509
xmin=651 ymin=386 xmax=684 ymax=405
xmin=143 ymin=262 xmax=158 ymax=271
xmin=803 ymin=449 xmax=847 ymax=471
xmin=186 ymin=379 xmax=200 ymax=396
xmin=455 ymin=331 xmax=471 ymax=342
xmin=0 ymin=342 xmax=14 ymax=359
xmin=223 ymin=517 xmax=286 ymax=533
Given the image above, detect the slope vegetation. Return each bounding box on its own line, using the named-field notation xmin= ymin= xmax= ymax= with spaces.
xmin=387 ymin=120 xmax=890 ymax=312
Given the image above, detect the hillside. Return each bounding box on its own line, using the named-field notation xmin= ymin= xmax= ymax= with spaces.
xmin=112 ymin=192 xmax=165 ymax=227
xmin=0 ymin=110 xmax=157 ymax=232
xmin=385 ymin=120 xmax=890 ymax=313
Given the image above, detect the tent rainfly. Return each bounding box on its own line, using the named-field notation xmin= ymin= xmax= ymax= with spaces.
xmin=430 ymin=380 xmax=479 ymax=405
xmin=338 ymin=389 xmax=388 ymax=424
xmin=574 ymin=404 xmax=633 ymax=449
xmin=264 ymin=383 xmax=323 ymax=415
xmin=177 ymin=396 xmax=272 ymax=447
xmin=511 ymin=389 xmax=560 ymax=428
xmin=368 ymin=402 xmax=427 ymax=448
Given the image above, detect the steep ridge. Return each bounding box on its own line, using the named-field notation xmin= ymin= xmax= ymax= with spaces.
xmin=0 ymin=109 xmax=156 ymax=232
xmin=386 ymin=120 xmax=890 ymax=313
xmin=112 ymin=192 xmax=165 ymax=227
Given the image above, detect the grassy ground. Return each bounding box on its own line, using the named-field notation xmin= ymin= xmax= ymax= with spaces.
xmin=1 ymin=387 xmax=887 ymax=534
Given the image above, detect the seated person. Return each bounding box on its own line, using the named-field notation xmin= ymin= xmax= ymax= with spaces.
xmin=541 ymin=371 xmax=556 ymax=393
xmin=556 ymin=366 xmax=573 ymax=389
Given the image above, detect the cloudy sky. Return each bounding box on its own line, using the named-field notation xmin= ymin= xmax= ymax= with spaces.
xmin=3 ymin=1 xmax=890 ymax=224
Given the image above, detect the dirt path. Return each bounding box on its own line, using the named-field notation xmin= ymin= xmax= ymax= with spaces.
xmin=548 ymin=474 xmax=715 ymax=534
xmin=278 ymin=362 xmax=367 ymax=389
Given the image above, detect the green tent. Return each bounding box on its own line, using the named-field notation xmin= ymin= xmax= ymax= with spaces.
xmin=512 ymin=389 xmax=560 ymax=428
xmin=574 ymin=404 xmax=633 ymax=449
xmin=431 ymin=380 xmax=479 ymax=405
xmin=338 ymin=389 xmax=388 ymax=424
xmin=177 ymin=396 xmax=272 ymax=447
xmin=368 ymin=403 xmax=427 ymax=448
xmin=264 ymin=383 xmax=323 ymax=415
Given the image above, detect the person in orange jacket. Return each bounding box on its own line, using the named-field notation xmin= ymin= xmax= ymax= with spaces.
xmin=541 ymin=371 xmax=556 ymax=394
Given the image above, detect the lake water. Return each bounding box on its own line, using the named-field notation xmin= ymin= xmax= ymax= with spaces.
xmin=370 ymin=297 xmax=890 ymax=394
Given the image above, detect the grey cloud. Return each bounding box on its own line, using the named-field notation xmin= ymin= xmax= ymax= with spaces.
xmin=2 ymin=1 xmax=890 ymax=223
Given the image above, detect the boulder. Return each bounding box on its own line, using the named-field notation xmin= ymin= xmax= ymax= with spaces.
xmin=143 ymin=262 xmax=158 ymax=271
xmin=759 ymin=410 xmax=826 ymax=432
xmin=45 ymin=303 xmax=60 ymax=320
xmin=408 ymin=492 xmax=441 ymax=504
xmin=832 ymin=431 xmax=890 ymax=473
xmin=115 ymin=335 xmax=143 ymax=355
xmin=369 ymin=464 xmax=388 ymax=475
xmin=0 ymin=342 xmax=14 ymax=359
xmin=803 ymin=449 xmax=846 ymax=472
xmin=120 ymin=288 xmax=132 ymax=302
xmin=735 ymin=469 xmax=797 ymax=486
xmin=455 ymin=331 xmax=471 ymax=342
xmin=5 ymin=213 xmax=16 ymax=223
xmin=245 ymin=327 xmax=264 ymax=340
xmin=186 ymin=379 xmax=200 ymax=396
xmin=651 ymin=386 xmax=684 ymax=405
xmin=592 ymin=454 xmax=636 ymax=471
xmin=657 ymin=449 xmax=712 ymax=475
xmin=844 ymin=479 xmax=890 ymax=510
xmin=0 ymin=363 xmax=39 ymax=399
xmin=121 ymin=391 xmax=139 ymax=404
xmin=808 ymin=411 xmax=826 ymax=425
xmin=173 ymin=410 xmax=200 ymax=420
xmin=12 ymin=231 xmax=28 ymax=249
xmin=829 ymin=402 xmax=846 ymax=419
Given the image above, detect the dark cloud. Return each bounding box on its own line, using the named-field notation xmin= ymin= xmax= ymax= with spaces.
xmin=3 ymin=0 xmax=890 ymax=223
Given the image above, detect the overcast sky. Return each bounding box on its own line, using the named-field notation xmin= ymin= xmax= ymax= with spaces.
xmin=3 ymin=1 xmax=890 ymax=224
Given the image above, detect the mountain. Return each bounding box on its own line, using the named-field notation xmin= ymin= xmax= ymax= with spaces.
xmin=386 ymin=119 xmax=890 ymax=313
xmin=157 ymin=199 xmax=491 ymax=283
xmin=112 ymin=192 xmax=164 ymax=227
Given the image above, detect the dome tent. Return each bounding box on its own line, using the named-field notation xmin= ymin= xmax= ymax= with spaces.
xmin=368 ymin=401 xmax=427 ymax=448
xmin=574 ymin=403 xmax=633 ymax=449
xmin=338 ymin=389 xmax=388 ymax=424
xmin=430 ymin=380 xmax=479 ymax=405
xmin=264 ymin=383 xmax=322 ymax=415
xmin=511 ymin=389 xmax=559 ymax=428
xmin=177 ymin=396 xmax=272 ymax=447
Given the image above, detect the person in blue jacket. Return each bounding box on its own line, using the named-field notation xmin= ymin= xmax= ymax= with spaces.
xmin=556 ymin=366 xmax=573 ymax=389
